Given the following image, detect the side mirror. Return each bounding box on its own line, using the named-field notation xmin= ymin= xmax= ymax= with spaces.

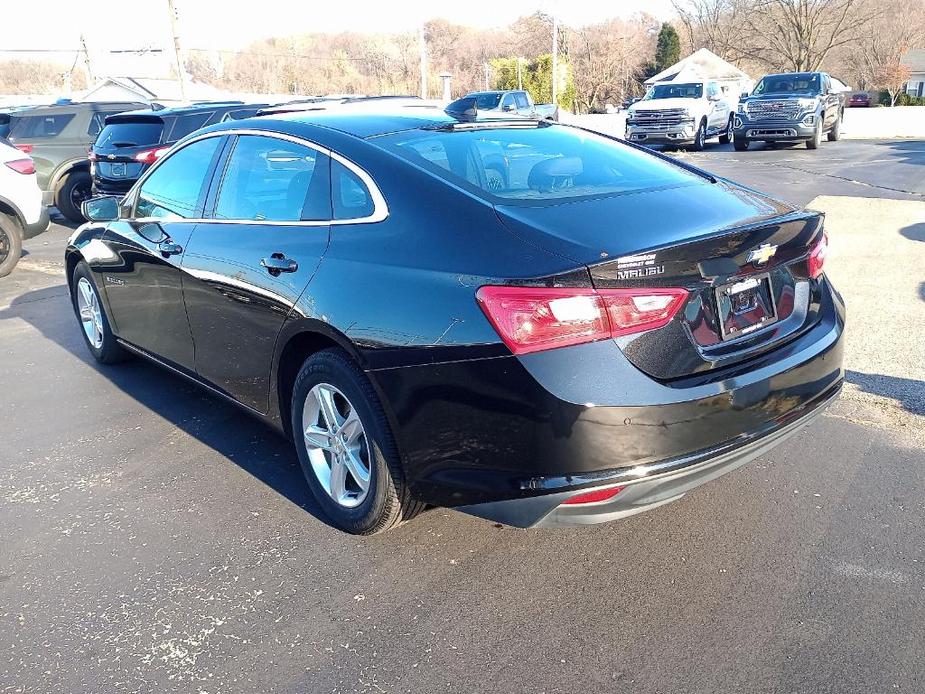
xmin=81 ymin=196 xmax=120 ymax=222
xmin=502 ymin=103 xmax=516 ymax=112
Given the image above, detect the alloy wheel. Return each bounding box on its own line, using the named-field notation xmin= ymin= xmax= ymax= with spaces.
xmin=76 ymin=277 xmax=104 ymax=348
xmin=302 ymin=383 xmax=372 ymax=508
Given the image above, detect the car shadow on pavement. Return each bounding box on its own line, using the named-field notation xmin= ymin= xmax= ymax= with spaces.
xmin=0 ymin=283 xmax=338 ymax=530
xmin=846 ymin=370 xmax=925 ymax=416
xmin=901 ymin=222 xmax=925 ymax=242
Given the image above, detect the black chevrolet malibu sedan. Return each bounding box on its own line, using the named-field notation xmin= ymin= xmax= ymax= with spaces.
xmin=66 ymin=106 xmax=844 ymax=534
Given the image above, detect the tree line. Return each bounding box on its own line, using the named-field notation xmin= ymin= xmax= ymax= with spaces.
xmin=2 ymin=0 xmax=923 ymax=111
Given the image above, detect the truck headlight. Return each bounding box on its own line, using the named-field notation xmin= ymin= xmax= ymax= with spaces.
xmin=797 ymin=97 xmax=817 ymax=110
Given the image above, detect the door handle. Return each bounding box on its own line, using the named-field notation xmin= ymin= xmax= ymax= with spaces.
xmin=260 ymin=253 xmax=298 ymax=276
xmin=158 ymin=240 xmax=183 ymax=257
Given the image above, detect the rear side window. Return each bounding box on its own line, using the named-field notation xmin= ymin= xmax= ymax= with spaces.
xmin=95 ymin=121 xmax=164 ymax=148
xmin=377 ymin=125 xmax=702 ymax=204
xmin=135 ymin=136 xmax=221 ymax=219
xmin=168 ymin=112 xmax=212 ymax=141
xmin=214 ymin=135 xmax=331 ymax=222
xmin=514 ymin=92 xmax=530 ymax=109
xmin=332 ymin=160 xmax=374 ymax=220
xmin=9 ymin=113 xmax=74 ymax=139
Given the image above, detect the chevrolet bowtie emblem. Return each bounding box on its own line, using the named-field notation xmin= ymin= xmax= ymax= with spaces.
xmin=747 ymin=243 xmax=777 ymax=266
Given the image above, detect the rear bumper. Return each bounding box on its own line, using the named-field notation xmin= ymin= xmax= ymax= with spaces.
xmin=92 ymin=177 xmax=136 ymax=197
xmin=23 ymin=205 xmax=50 ymax=239
xmin=460 ymin=380 xmax=839 ymax=527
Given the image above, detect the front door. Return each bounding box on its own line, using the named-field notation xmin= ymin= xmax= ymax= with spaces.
xmin=181 ymin=133 xmax=332 ymax=412
xmin=101 ymin=135 xmax=225 ymax=370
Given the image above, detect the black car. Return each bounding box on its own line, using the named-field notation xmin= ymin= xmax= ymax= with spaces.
xmin=67 ymin=106 xmax=844 ymax=534
xmin=90 ymin=101 xmax=267 ymax=196
xmin=733 ymin=72 xmax=843 ymax=150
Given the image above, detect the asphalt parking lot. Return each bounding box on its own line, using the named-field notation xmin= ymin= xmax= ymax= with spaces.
xmin=1 ymin=139 xmax=923 ymax=694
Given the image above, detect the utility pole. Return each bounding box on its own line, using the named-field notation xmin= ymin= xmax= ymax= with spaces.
xmin=79 ymin=34 xmax=94 ymax=83
xmin=484 ymin=63 xmax=490 ymax=90
xmin=419 ymin=26 xmax=427 ymax=100
xmin=166 ymin=0 xmax=188 ymax=101
xmin=517 ymin=57 xmax=523 ymax=91
xmin=551 ymin=14 xmax=558 ymax=107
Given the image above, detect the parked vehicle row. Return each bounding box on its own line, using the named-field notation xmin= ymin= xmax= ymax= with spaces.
xmin=67 ymin=102 xmax=844 ymax=534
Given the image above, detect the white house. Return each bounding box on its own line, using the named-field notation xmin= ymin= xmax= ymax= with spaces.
xmin=644 ymin=48 xmax=754 ymax=97
xmin=77 ymin=76 xmax=230 ymax=105
xmin=902 ymin=49 xmax=925 ymax=97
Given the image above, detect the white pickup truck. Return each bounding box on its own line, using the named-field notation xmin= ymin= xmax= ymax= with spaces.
xmin=464 ymin=90 xmax=559 ymax=121
xmin=624 ymin=81 xmax=736 ymax=150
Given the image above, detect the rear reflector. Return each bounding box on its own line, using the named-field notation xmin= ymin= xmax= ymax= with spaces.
xmin=14 ymin=143 xmax=33 ymax=154
xmin=476 ymin=285 xmax=688 ymax=355
xmin=5 ymin=158 xmax=35 ymax=175
xmin=808 ymin=231 xmax=828 ymax=279
xmin=562 ymin=485 xmax=625 ymax=505
xmin=134 ymin=146 xmax=170 ymax=164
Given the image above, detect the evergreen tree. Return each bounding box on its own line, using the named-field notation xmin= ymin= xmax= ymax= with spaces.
xmin=654 ymin=23 xmax=681 ymax=73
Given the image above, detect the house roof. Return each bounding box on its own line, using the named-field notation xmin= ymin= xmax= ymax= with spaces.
xmin=80 ymin=77 xmax=229 ymax=103
xmin=902 ymin=49 xmax=925 ymax=74
xmin=644 ymin=48 xmax=752 ymax=86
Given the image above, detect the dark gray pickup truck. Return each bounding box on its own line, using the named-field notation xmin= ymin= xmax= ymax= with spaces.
xmin=733 ymin=72 xmax=844 ymax=151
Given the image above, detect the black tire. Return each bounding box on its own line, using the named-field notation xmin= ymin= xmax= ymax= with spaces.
xmin=70 ymin=261 xmax=129 ymax=364
xmin=718 ymin=116 xmax=732 ymax=145
xmin=0 ymin=213 xmax=23 ymax=279
xmin=55 ymin=171 xmax=92 ymax=223
xmin=806 ymin=120 xmax=823 ymax=149
xmin=733 ymin=137 xmax=749 ymax=152
xmin=291 ymin=348 xmax=424 ymax=535
xmin=690 ymin=119 xmax=707 ymax=151
xmin=827 ymin=113 xmax=841 ymax=141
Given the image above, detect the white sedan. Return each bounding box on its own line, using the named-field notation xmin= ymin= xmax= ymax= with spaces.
xmin=0 ymin=137 xmax=49 ymax=277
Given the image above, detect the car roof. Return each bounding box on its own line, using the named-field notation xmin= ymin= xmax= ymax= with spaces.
xmin=241 ymin=105 xmax=459 ymax=139
xmin=11 ymin=101 xmax=145 ymax=116
xmin=110 ymin=101 xmax=259 ymax=119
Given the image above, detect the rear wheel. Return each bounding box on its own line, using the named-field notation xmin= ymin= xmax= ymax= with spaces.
xmin=291 ymin=348 xmax=424 ymax=535
xmin=55 ymin=171 xmax=92 ymax=223
xmin=0 ymin=214 xmax=23 ymax=278
xmin=718 ymin=116 xmax=732 ymax=145
xmin=70 ymin=261 xmax=128 ymax=363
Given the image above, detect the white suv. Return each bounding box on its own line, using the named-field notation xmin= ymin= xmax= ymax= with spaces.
xmin=0 ymin=137 xmax=49 ymax=277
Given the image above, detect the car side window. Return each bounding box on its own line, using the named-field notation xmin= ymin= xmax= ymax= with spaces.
xmin=88 ymin=112 xmax=106 ymax=137
xmin=332 ymin=160 xmax=374 ymax=220
xmin=214 ymin=135 xmax=332 ymax=222
xmin=135 ymin=136 xmax=222 ymax=220
xmin=501 ymin=94 xmax=515 ymax=111
xmin=514 ymin=92 xmax=530 ymax=109
xmin=169 ymin=112 xmax=211 ymax=141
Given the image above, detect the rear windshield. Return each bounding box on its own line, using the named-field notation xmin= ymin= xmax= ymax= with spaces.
xmin=95 ymin=121 xmax=164 ymax=148
xmin=9 ymin=113 xmax=74 ymax=139
xmin=646 ymin=83 xmax=703 ymax=100
xmin=375 ymin=124 xmax=702 ymax=204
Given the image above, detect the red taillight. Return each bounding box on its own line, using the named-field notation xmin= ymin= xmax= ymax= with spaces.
xmin=134 ymin=146 xmax=170 ymax=164
xmin=14 ymin=143 xmax=33 ymax=154
xmin=476 ymin=285 xmax=689 ymax=355
xmin=808 ymin=232 xmax=828 ymax=279
xmin=5 ymin=158 xmax=35 ymax=175
xmin=562 ymin=485 xmax=625 ymax=505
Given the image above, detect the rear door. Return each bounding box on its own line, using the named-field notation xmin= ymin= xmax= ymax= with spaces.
xmin=180 ymin=133 xmax=332 ymax=412
xmin=101 ymin=134 xmax=225 ymax=370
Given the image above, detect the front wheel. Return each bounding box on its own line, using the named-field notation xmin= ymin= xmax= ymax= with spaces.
xmin=827 ymin=114 xmax=841 ymax=141
xmin=806 ymin=120 xmax=823 ymax=149
xmin=733 ymin=137 xmax=749 ymax=151
xmin=291 ymin=348 xmax=424 ymax=535
xmin=718 ymin=116 xmax=733 ymax=145
xmin=0 ymin=214 xmax=23 ymax=278
xmin=70 ymin=261 xmax=128 ymax=363
xmin=690 ymin=119 xmax=707 ymax=151
xmin=55 ymin=171 xmax=92 ymax=223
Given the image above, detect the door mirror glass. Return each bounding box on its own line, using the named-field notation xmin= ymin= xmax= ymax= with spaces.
xmin=81 ymin=196 xmax=120 ymax=222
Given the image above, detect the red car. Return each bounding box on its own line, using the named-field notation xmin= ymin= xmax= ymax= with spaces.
xmin=849 ymin=92 xmax=871 ymax=107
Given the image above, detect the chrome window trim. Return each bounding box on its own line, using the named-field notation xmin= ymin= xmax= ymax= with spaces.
xmin=127 ymin=127 xmax=388 ymax=226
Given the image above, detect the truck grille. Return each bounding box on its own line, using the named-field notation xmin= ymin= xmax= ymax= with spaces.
xmin=629 ymin=108 xmax=690 ymax=127
xmin=746 ymin=99 xmax=801 ymax=122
